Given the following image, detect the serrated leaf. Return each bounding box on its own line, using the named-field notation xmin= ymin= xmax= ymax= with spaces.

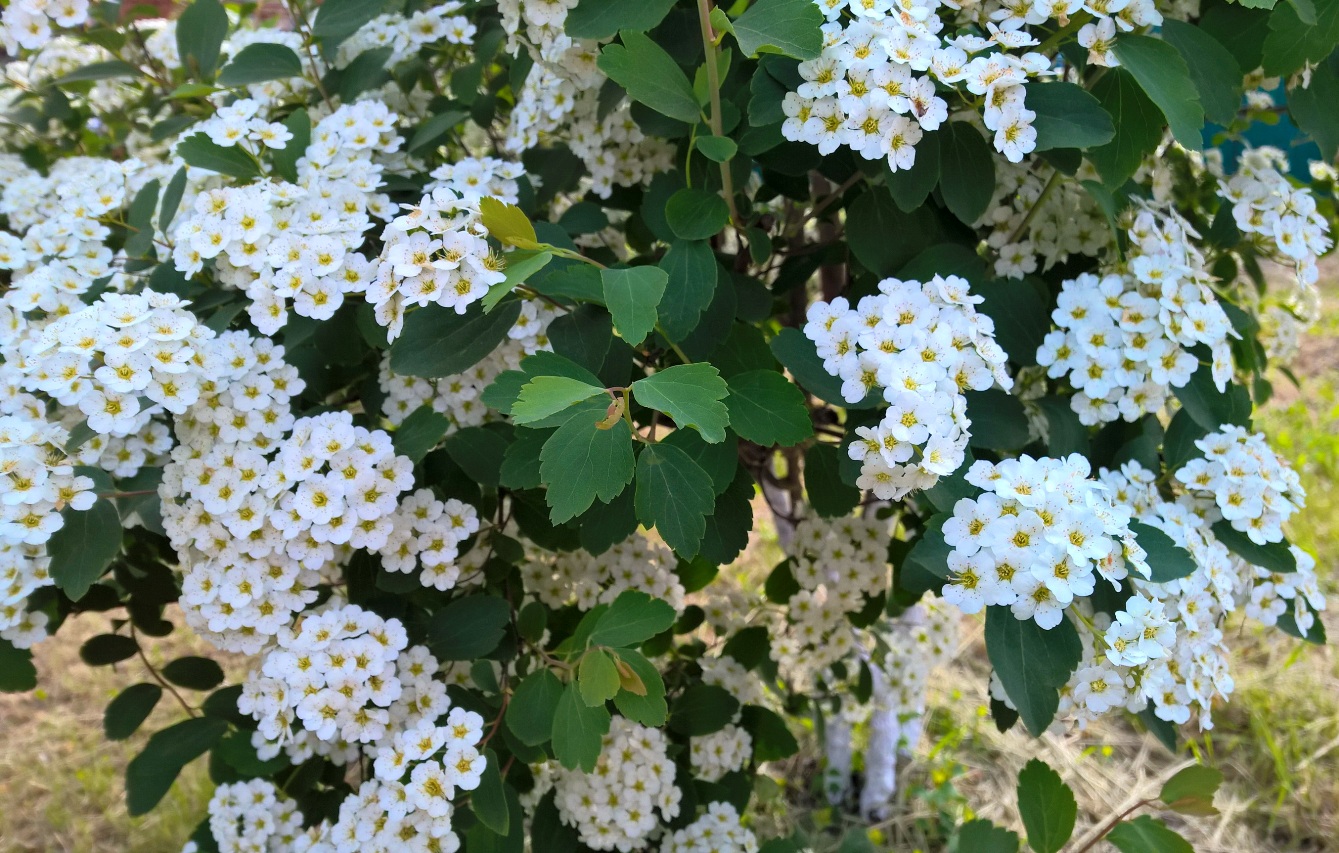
xmin=598 ymin=31 xmax=700 ymax=124
xmin=552 ymin=683 xmax=611 ymax=771
xmin=665 ymin=189 xmax=731 ymax=240
xmin=1025 ymin=82 xmax=1116 ymax=151
xmin=805 ymin=443 xmax=861 ymax=518
xmin=725 ymin=369 xmax=812 ymax=447
xmin=632 ymin=364 xmax=730 ymax=443
xmin=513 ymin=375 xmax=607 ymax=425
xmin=566 ymin=0 xmax=676 ymax=39
xmin=732 ymin=0 xmax=824 ymax=60
xmin=1017 ymin=759 xmax=1077 ymax=853
xmin=1159 ymin=21 xmax=1243 ymax=127
xmin=1088 ymin=68 xmax=1164 ymax=190
xmin=539 ymin=413 xmax=635 ymax=523
xmin=1107 ymin=816 xmax=1194 ymax=853
xmin=48 ymin=501 xmax=123 ymax=601
xmin=957 ymin=819 xmax=1020 ymax=853
xmin=216 ymin=43 xmax=303 ymax=86
xmin=1111 ymin=35 xmax=1205 ymax=151
xmin=590 ymin=590 xmax=677 ymax=648
xmin=507 ymin=669 xmax=564 ymax=746
xmin=601 ymin=266 xmax=668 ymax=346
xmin=658 ymin=241 xmax=719 ymax=343
xmin=635 ymin=444 xmax=715 ymax=557
xmin=1261 ymin=0 xmax=1339 ymax=76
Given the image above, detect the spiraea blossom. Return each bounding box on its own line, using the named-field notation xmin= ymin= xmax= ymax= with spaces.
xmin=805 ymin=274 xmax=1011 ymax=499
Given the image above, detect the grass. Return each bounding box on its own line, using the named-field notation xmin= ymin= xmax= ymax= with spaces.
xmin=2 ymin=280 xmax=1336 ymax=853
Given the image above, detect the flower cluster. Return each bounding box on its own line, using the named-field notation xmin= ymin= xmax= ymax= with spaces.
xmin=172 ymin=102 xmax=402 ymax=335
xmin=940 ymin=454 xmax=1146 ymax=629
xmin=523 ymin=534 xmax=685 ymax=613
xmin=203 ymin=779 xmax=306 ymax=853
xmin=805 ymin=274 xmax=1011 ymax=499
xmin=0 ymin=0 xmax=90 ymax=52
xmin=549 ymin=717 xmax=682 ymax=851
xmin=1175 ymin=426 xmax=1305 ymax=546
xmin=333 ymin=2 xmax=476 ymax=69
xmin=1037 ymin=206 xmax=1236 ymax=425
xmin=378 ymin=298 xmax=556 ymax=427
xmin=985 ymin=161 xmax=1111 ymax=279
xmin=378 ymin=488 xmax=480 ymax=590
xmin=690 ymin=724 xmax=754 ymax=783
xmin=661 ymin=802 xmax=759 ymax=853
xmin=1222 ymin=147 xmax=1332 ymax=289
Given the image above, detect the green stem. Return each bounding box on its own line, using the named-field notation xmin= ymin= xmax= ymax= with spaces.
xmin=1007 ymin=169 xmax=1063 ymax=244
xmin=696 ymin=0 xmax=742 ymax=229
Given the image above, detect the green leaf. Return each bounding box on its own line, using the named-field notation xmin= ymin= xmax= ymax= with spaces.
xmin=313 ymin=0 xmax=386 ymax=44
xmin=696 ymin=135 xmax=738 ymax=162
xmin=966 ymin=389 xmax=1031 ymax=451
xmin=1107 ymin=816 xmax=1194 ymax=853
xmin=1261 ymin=0 xmax=1339 ymax=76
xmin=658 ymin=241 xmax=719 ymax=342
xmin=1088 ymin=68 xmax=1164 ymax=190
xmin=123 ymin=178 xmax=160 ymax=259
xmin=104 ymin=683 xmax=162 ymax=741
xmin=805 ymin=443 xmax=860 ymax=518
xmin=539 ymin=414 xmax=635 ymax=523
xmin=1173 ymin=366 xmax=1251 ymax=430
xmin=938 ymin=122 xmax=996 ymax=225
xmin=590 ymin=590 xmax=677 ymax=648
xmin=507 ymin=669 xmax=565 ymax=746
xmin=48 ymin=501 xmax=123 ymax=601
xmin=725 ymin=369 xmax=813 ymax=447
xmin=548 ymin=306 xmax=613 ymax=374
xmin=1016 ymin=759 xmax=1077 ymax=853
xmin=1288 ymin=60 xmax=1339 ymax=161
xmin=0 ymin=639 xmax=37 ymax=692
xmin=126 ymin=717 xmax=228 ymax=815
xmin=428 ymin=596 xmax=511 ymax=660
xmin=740 ymin=705 xmax=799 ymax=761
xmin=1128 ymin=521 xmax=1199 ymax=583
xmin=732 ymin=0 xmax=824 ymax=60
xmin=409 ymin=109 xmax=470 ymax=154
xmin=632 ymin=364 xmax=731 ymax=443
xmin=176 ymin=133 xmax=262 ymax=181
xmin=699 ymin=466 xmax=756 ymax=565
xmin=669 ymin=684 xmax=740 ymax=736
xmin=392 ymin=406 xmax=451 ymax=464
xmin=552 ymin=683 xmax=611 ymax=771
xmin=666 ymin=188 xmax=731 ymax=241
xmin=846 ymin=187 xmax=939 ymax=276
xmin=51 ymin=59 xmax=144 ymax=85
xmin=578 ymin=649 xmax=622 ymax=707
xmin=1159 ymin=765 xmax=1223 ymax=815
xmin=216 ymin=43 xmax=303 ymax=86
xmin=81 ymin=633 xmax=139 ymax=665
xmin=1159 ymin=21 xmax=1243 ymax=127
xmin=176 ymin=0 xmax=228 ymax=80
xmin=473 ymin=750 xmax=511 ymax=835
xmin=479 ymin=197 xmax=540 ymax=249
xmin=1025 ymin=82 xmax=1116 ymax=151
xmin=159 ymin=167 xmax=188 ymax=234
xmin=1163 ymin=409 xmax=1207 ymax=472
xmin=566 ymin=0 xmax=676 ymax=39
xmin=601 ymin=266 xmax=668 ymax=346
xmin=390 ymin=301 xmax=523 ymax=378
xmin=886 ymin=130 xmax=941 ymax=211
xmin=1211 ymin=521 xmax=1297 ymax=573
xmin=1111 ymin=35 xmax=1205 ymax=151
xmin=483 ymin=251 xmax=553 ymax=312
xmin=161 ymin=657 xmax=224 ymax=691
xmin=635 ymin=444 xmax=716 ymax=557
xmin=958 ymin=820 xmax=1021 ymax=853
xmin=662 ymin=429 xmax=738 ymax=495
xmin=272 ymin=109 xmax=310 ymax=184
xmin=770 ymin=327 xmax=877 ymax=408
xmin=598 ymin=31 xmax=700 ymax=124
xmin=338 ymin=45 xmax=393 ymax=100
xmin=513 ymin=375 xmax=606 ymax=425
xmin=611 ymin=649 xmax=669 ymax=726
xmin=985 ymin=606 xmax=1082 ymax=736
xmin=443 ymin=427 xmax=509 ymax=488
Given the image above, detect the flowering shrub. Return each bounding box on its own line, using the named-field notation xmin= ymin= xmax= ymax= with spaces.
xmin=0 ymin=0 xmax=1336 ymax=850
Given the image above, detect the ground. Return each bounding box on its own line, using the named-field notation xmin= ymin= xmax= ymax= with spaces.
xmin=2 ymin=268 xmax=1336 ymax=853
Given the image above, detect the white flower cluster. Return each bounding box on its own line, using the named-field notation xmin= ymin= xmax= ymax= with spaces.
xmin=701 ymin=655 xmax=768 ymax=708
xmin=1037 ymin=206 xmax=1235 ymax=426
xmin=1222 ymin=147 xmax=1331 ymax=289
xmin=171 ymin=102 xmax=404 ymax=335
xmin=550 ymin=717 xmax=682 ymax=851
xmin=498 ymin=0 xmax=675 ymax=196
xmin=239 ymin=604 xmax=413 ymax=744
xmin=378 ymin=299 xmax=556 ymax=427
xmin=858 ymin=599 xmax=957 ymax=818
xmin=772 ymin=515 xmax=889 ymax=675
xmin=522 ymin=534 xmax=685 ymax=613
xmin=204 ymin=779 xmax=306 ymax=853
xmin=378 ymin=488 xmax=480 ymax=590
xmin=0 ymin=0 xmax=89 ymax=52
xmin=690 ymin=724 xmax=754 ymax=783
xmin=333 ymin=2 xmax=477 ymax=68
xmin=804 ymin=274 xmax=1011 ymax=499
xmin=985 ymin=161 xmax=1111 ymax=279
xmin=940 ymin=454 xmax=1146 ymax=629
xmin=660 ymin=802 xmax=759 ymax=853
xmin=0 ymin=413 xmax=95 ymax=547
xmin=1175 ymin=426 xmax=1305 ymax=546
